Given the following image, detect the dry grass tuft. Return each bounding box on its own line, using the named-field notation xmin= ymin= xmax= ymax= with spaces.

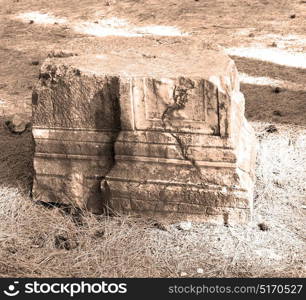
xmin=0 ymin=120 xmax=305 ymax=278
xmin=0 ymin=118 xmax=34 ymax=191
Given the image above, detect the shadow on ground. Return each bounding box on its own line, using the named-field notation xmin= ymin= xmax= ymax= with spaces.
xmin=230 ymin=55 xmax=306 ymax=127
xmin=0 ymin=119 xmax=34 ymax=191
xmin=242 ymin=83 xmax=306 ymax=126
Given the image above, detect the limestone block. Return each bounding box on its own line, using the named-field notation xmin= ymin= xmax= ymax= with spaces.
xmin=105 ymin=74 xmax=256 ymax=223
xmin=32 ymin=38 xmax=256 ymax=223
xmin=32 ymin=63 xmax=120 ymax=213
xmin=102 ymin=45 xmax=256 ymax=224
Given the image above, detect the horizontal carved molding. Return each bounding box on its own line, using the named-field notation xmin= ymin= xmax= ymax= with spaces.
xmin=105 ymin=176 xmax=247 ymax=192
xmin=114 ymin=154 xmax=237 ymax=168
xmin=35 ymin=152 xmax=109 ymax=160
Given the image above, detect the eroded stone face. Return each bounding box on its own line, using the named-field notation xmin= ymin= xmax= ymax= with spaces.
xmin=32 ymin=64 xmax=120 ymax=213
xmin=32 ymin=39 xmax=256 ymax=223
xmin=105 ymin=76 xmax=256 ymax=224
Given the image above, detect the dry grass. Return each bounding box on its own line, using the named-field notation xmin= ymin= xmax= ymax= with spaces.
xmin=0 ymin=121 xmax=305 ymax=278
xmin=0 ymin=119 xmax=34 ymax=190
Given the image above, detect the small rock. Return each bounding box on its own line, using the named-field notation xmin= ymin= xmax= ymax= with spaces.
xmin=180 ymin=272 xmax=188 ymax=277
xmin=4 ymin=114 xmax=31 ymax=134
xmin=32 ymin=235 xmax=46 ymax=248
xmin=248 ymin=33 xmax=255 ymax=37
xmin=6 ymin=246 xmax=17 ymax=254
xmin=142 ymin=54 xmax=157 ymax=59
xmin=273 ymin=179 xmax=283 ymax=187
xmin=290 ymin=14 xmax=296 ymax=19
xmin=93 ymin=229 xmax=105 ymax=239
xmin=74 ymin=69 xmax=81 ymax=76
xmin=221 ymin=187 xmax=227 ymax=194
xmin=29 ymin=20 xmax=34 ymax=24
xmin=197 ymin=268 xmax=204 ymax=274
xmin=0 ymin=83 xmax=7 ymax=89
xmin=31 ymin=60 xmax=40 ymax=66
xmin=254 ymin=248 xmax=281 ymax=260
xmin=273 ymin=110 xmax=283 ymax=117
xmin=273 ymin=87 xmax=281 ymax=93
xmin=271 ymin=42 xmax=278 ymax=47
xmin=258 ymin=222 xmax=269 ymax=231
xmin=178 ymin=221 xmax=192 ymax=231
xmin=54 ymin=234 xmax=78 ymax=250
xmin=265 ymin=124 xmax=278 ymax=133
xmin=153 ymin=221 xmax=168 ymax=231
xmin=47 ymin=50 xmax=78 ymax=58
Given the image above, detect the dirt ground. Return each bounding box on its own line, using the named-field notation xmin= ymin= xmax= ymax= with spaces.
xmin=0 ymin=0 xmax=305 ymax=277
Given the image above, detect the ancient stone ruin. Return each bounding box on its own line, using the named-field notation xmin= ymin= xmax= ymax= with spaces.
xmin=32 ymin=38 xmax=256 ymax=224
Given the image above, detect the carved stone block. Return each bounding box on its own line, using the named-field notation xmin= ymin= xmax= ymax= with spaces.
xmin=32 ymin=38 xmax=256 ymax=223
xmin=32 ymin=63 xmax=120 ymax=213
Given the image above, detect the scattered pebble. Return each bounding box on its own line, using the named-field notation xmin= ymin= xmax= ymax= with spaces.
xmin=48 ymin=50 xmax=78 ymax=58
xmin=4 ymin=114 xmax=31 ymax=134
xmin=248 ymin=33 xmax=255 ymax=37
xmin=93 ymin=229 xmax=105 ymax=239
xmin=290 ymin=14 xmax=296 ymax=19
xmin=221 ymin=187 xmax=227 ymax=194
xmin=273 ymin=87 xmax=281 ymax=93
xmin=273 ymin=110 xmax=283 ymax=117
xmin=54 ymin=234 xmax=78 ymax=250
xmin=258 ymin=222 xmax=270 ymax=231
xmin=31 ymin=60 xmax=40 ymax=66
xmin=271 ymin=42 xmax=278 ymax=47
xmin=153 ymin=221 xmax=168 ymax=231
xmin=32 ymin=235 xmax=45 ymax=248
xmin=74 ymin=69 xmax=81 ymax=76
xmin=265 ymin=124 xmax=278 ymax=133
xmin=178 ymin=221 xmax=192 ymax=231
xmin=254 ymin=248 xmax=282 ymax=260
xmin=197 ymin=268 xmax=204 ymax=274
xmin=142 ymin=54 xmax=157 ymax=59
xmin=29 ymin=20 xmax=34 ymax=24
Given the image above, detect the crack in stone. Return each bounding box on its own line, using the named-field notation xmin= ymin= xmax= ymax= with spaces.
xmin=160 ymin=79 xmax=218 ymax=189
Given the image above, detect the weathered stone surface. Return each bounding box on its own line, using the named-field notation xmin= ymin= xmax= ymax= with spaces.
xmin=5 ymin=113 xmax=30 ymax=134
xmin=32 ymin=63 xmax=120 ymax=213
xmin=32 ymin=38 xmax=256 ymax=223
